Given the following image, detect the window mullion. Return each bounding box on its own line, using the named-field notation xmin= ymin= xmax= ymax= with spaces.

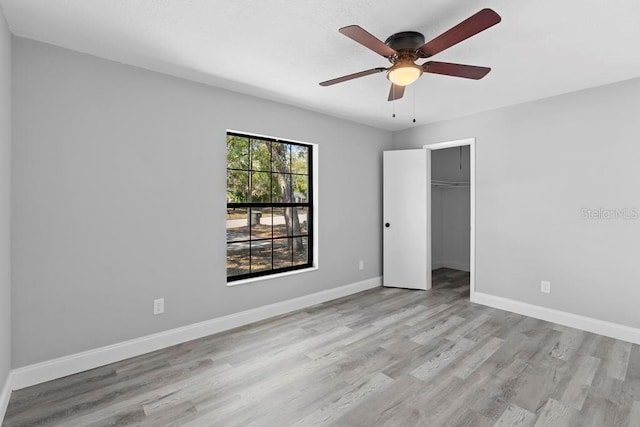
xmin=248 ymin=139 xmax=252 ymax=273
xmin=270 ymin=142 xmax=274 ymax=270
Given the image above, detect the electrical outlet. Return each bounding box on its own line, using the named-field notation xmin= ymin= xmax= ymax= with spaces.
xmin=153 ymin=298 xmax=165 ymax=315
xmin=541 ymin=281 xmax=551 ymax=294
xmin=359 ymin=260 xmax=364 ymax=271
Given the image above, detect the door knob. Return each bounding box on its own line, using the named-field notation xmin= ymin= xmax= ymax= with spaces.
xmin=385 ymin=223 xmax=390 ymax=228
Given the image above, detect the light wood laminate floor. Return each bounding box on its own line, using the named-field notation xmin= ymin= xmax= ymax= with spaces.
xmin=4 ymin=268 xmax=640 ymax=426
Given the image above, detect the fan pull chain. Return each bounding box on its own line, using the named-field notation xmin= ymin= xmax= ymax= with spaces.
xmin=412 ymin=86 xmax=416 ymax=123
xmin=392 ymin=88 xmax=396 ymax=118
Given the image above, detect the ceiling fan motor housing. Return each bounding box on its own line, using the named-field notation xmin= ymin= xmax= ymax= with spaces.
xmin=385 ymin=31 xmax=425 ymax=56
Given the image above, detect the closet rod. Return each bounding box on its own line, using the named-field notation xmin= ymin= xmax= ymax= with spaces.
xmin=431 ymin=179 xmax=470 ymax=187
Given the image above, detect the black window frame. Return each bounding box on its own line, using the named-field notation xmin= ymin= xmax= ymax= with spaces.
xmin=226 ymin=131 xmax=314 ymax=282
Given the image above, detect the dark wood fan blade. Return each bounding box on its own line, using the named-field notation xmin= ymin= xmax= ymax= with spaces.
xmin=319 ymin=67 xmax=387 ymax=86
xmin=423 ymin=61 xmax=491 ymax=80
xmin=388 ymin=84 xmax=405 ymax=101
xmin=418 ymin=9 xmax=501 ymax=58
xmin=339 ymin=25 xmax=397 ymax=58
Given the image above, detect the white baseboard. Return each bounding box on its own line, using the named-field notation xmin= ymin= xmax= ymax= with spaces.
xmin=0 ymin=372 xmax=12 ymax=423
xmin=472 ymin=292 xmax=640 ymax=345
xmin=432 ymin=260 xmax=444 ymax=270
xmin=11 ymin=277 xmax=381 ymax=391
xmin=432 ymin=260 xmax=470 ymax=272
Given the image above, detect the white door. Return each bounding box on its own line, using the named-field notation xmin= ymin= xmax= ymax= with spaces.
xmin=383 ymin=149 xmax=431 ymax=290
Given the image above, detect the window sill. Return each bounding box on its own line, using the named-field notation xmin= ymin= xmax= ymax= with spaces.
xmin=226 ymin=266 xmax=319 ymax=287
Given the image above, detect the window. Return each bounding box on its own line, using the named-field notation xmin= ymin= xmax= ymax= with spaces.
xmin=226 ymin=132 xmax=313 ymax=282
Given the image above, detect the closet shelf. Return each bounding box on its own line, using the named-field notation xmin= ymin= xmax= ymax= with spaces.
xmin=431 ymin=180 xmax=470 ymax=188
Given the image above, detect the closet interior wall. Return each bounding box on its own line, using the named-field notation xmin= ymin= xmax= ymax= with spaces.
xmin=431 ymin=146 xmax=471 ymax=272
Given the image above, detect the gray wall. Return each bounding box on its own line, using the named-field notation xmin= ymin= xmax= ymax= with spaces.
xmin=11 ymin=38 xmax=392 ymax=367
xmin=394 ymin=77 xmax=640 ymax=329
xmin=431 ymin=146 xmax=470 ymax=271
xmin=0 ymin=9 xmax=11 ymax=388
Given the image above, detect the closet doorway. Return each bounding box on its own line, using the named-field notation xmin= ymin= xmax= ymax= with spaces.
xmin=424 ymin=139 xmax=475 ymax=298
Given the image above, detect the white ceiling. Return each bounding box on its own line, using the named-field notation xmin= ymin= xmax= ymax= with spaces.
xmin=2 ymin=0 xmax=640 ymax=131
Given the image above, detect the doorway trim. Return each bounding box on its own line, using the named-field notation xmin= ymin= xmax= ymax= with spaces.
xmin=423 ymin=138 xmax=476 ymax=299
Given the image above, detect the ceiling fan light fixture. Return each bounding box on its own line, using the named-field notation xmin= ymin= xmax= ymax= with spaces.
xmin=387 ymin=63 xmax=423 ymax=86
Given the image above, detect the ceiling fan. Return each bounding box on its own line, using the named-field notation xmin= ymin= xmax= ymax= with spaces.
xmin=319 ymin=8 xmax=501 ymax=101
